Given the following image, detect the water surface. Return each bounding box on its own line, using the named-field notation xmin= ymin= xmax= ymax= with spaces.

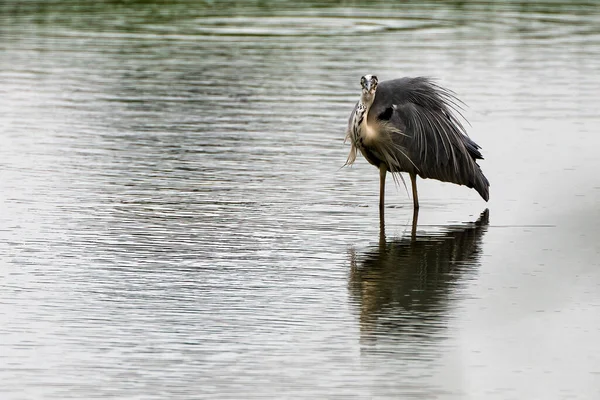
xmin=1 ymin=1 xmax=600 ymax=399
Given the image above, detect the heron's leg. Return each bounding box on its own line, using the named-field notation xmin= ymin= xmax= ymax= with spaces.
xmin=379 ymin=165 xmax=387 ymax=214
xmin=410 ymin=172 xmax=419 ymax=210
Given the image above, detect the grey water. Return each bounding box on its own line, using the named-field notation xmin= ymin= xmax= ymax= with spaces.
xmin=1 ymin=1 xmax=599 ymax=398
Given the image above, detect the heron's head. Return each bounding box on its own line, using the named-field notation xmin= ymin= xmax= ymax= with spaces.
xmin=360 ymin=74 xmax=378 ymax=102
xmin=361 ymin=74 xmax=378 ymax=92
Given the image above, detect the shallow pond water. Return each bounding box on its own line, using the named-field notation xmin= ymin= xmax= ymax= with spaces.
xmin=1 ymin=1 xmax=599 ymax=398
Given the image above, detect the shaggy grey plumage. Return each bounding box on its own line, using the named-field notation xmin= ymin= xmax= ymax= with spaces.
xmin=345 ymin=75 xmax=489 ymax=211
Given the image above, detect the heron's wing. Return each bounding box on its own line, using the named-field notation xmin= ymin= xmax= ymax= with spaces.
xmin=369 ymin=77 xmax=489 ymax=200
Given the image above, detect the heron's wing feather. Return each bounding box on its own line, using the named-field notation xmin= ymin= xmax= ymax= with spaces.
xmin=369 ymin=77 xmax=489 ymax=200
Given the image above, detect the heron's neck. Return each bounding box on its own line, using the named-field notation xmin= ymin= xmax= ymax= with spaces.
xmin=353 ymin=94 xmax=377 ymax=145
xmin=358 ymin=92 xmax=376 ymax=122
xmin=359 ymin=94 xmax=373 ymax=111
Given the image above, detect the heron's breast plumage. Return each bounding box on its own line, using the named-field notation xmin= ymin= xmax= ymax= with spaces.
xmin=349 ymin=109 xmax=391 ymax=171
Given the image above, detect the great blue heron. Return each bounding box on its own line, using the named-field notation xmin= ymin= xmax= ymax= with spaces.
xmin=345 ymin=75 xmax=489 ymax=212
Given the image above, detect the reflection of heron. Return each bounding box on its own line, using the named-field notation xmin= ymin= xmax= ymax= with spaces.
xmin=345 ymin=75 xmax=489 ymax=212
xmin=348 ymin=209 xmax=489 ymax=345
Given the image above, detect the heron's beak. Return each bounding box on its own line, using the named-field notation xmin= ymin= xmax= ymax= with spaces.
xmin=364 ymin=81 xmax=373 ymax=92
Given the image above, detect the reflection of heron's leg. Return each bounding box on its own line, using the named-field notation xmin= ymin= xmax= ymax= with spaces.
xmin=379 ymin=165 xmax=387 ymax=214
xmin=379 ymin=211 xmax=386 ymax=245
xmin=410 ymin=172 xmax=419 ymax=210
xmin=411 ymin=206 xmax=419 ymax=240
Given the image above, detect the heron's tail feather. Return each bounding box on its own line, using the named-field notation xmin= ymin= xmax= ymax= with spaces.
xmin=471 ymin=165 xmax=490 ymax=201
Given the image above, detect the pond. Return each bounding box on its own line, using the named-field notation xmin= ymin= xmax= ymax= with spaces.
xmin=1 ymin=1 xmax=599 ymax=398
